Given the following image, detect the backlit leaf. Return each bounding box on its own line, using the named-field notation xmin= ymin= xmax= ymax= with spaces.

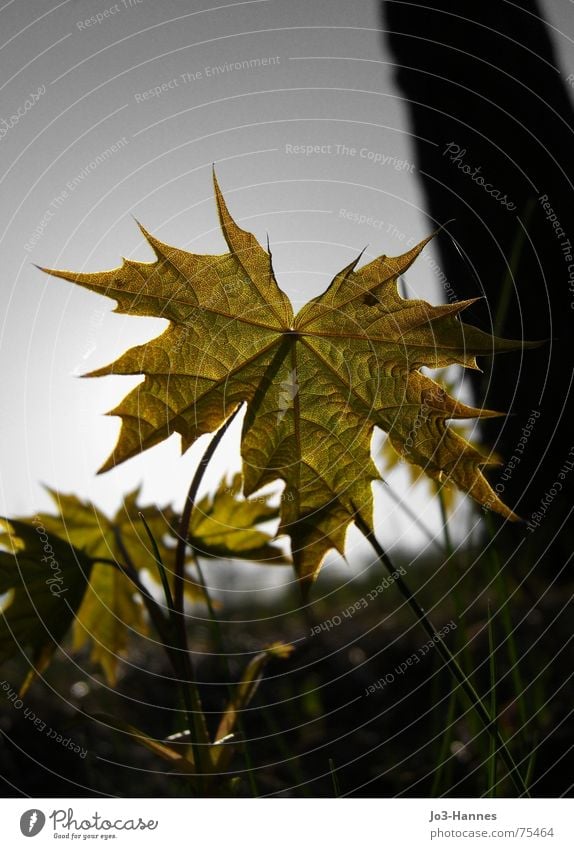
xmin=0 ymin=519 xmax=93 ymax=688
xmin=188 ymin=474 xmax=289 ymax=564
xmin=41 ymin=174 xmax=535 ymax=586
xmin=32 ymin=487 xmax=181 ymax=684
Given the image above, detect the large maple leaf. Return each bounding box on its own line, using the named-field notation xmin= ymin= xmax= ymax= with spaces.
xmin=41 ymin=174 xmax=532 ymax=585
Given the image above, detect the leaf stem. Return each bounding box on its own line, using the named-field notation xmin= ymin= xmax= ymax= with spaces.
xmin=353 ymin=512 xmax=530 ymax=797
xmin=487 ymin=601 xmax=498 ymax=797
xmin=329 ymin=757 xmax=341 ymax=797
xmin=96 ymin=552 xmax=168 ymax=647
xmin=436 ymin=483 xmax=453 ymax=559
xmin=174 ymin=404 xmax=243 ymax=614
xmin=168 ymin=404 xmax=244 ymax=787
xmin=138 ymin=512 xmax=206 ymax=780
xmin=494 ymin=199 xmax=536 ymax=337
xmin=194 ymin=558 xmax=259 ymax=797
xmin=100 ymin=536 xmax=208 ymax=788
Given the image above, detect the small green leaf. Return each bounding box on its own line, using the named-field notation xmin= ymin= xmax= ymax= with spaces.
xmin=33 ymin=487 xmax=184 ymax=684
xmin=188 ymin=474 xmax=289 ymax=564
xmin=0 ymin=518 xmax=93 ymax=687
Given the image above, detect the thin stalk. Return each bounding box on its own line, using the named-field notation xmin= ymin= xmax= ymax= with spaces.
xmin=430 ymin=484 xmax=471 ymax=794
xmin=168 ymin=404 xmax=244 ymax=782
xmin=487 ymin=602 xmax=498 ymax=797
xmin=435 ymin=484 xmax=468 ymax=671
xmin=484 ymin=515 xmax=529 ymax=737
xmin=138 ymin=512 xmax=205 ymax=779
xmin=194 ymin=558 xmax=259 ymax=797
xmin=353 ymin=512 xmax=530 ymax=797
xmin=494 ymin=199 xmax=536 ymax=337
xmin=102 ymin=532 xmax=208 ymax=791
xmin=524 ymin=736 xmax=537 ymax=790
xmin=430 ymin=660 xmax=458 ymax=795
xmin=329 ymin=757 xmax=341 ymax=797
xmin=96 ymin=555 xmax=168 ymax=646
xmin=261 ymin=707 xmax=311 ymax=796
xmin=174 ymin=404 xmax=243 ymax=613
xmin=436 ymin=484 xmax=453 ymax=559
xmin=139 ymin=512 xmax=176 ymax=613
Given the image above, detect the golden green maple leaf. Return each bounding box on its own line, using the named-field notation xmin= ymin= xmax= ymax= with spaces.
xmin=378 ymin=372 xmax=501 ymax=516
xmin=2 ymin=479 xmax=286 ymax=684
xmin=189 ymin=473 xmax=289 ymax=563
xmin=33 ymin=487 xmax=181 ymax=684
xmin=41 ymin=174 xmax=531 ymax=586
xmin=0 ymin=518 xmax=93 ymax=691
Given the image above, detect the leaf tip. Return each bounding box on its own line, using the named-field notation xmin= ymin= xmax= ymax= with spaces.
xmin=96 ymin=454 xmax=116 ymax=475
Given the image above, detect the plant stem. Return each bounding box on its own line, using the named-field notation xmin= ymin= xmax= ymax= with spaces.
xmin=96 ymin=555 xmax=167 ymax=644
xmin=138 ymin=512 xmax=206 ymax=781
xmin=329 ymin=757 xmax=341 ymax=797
xmin=138 ymin=513 xmax=176 ymax=614
xmin=484 ymin=514 xmax=529 ymax=741
xmin=170 ymin=404 xmax=244 ymax=786
xmin=194 ymin=558 xmax=259 ymax=797
xmin=98 ymin=546 xmax=208 ymax=790
xmin=353 ymin=512 xmax=530 ymax=798
xmin=174 ymin=404 xmax=243 ymax=614
xmin=494 ymin=199 xmax=536 ymax=337
xmin=487 ymin=602 xmax=498 ymax=797
xmin=436 ymin=484 xmax=453 ymax=559
xmin=430 ymin=677 xmax=458 ymax=795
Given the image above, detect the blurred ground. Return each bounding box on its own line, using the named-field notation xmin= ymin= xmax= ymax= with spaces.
xmin=1 ymin=532 xmax=572 ymax=798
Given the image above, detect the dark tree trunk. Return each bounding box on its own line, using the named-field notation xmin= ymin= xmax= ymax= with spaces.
xmin=385 ymin=0 xmax=574 ymax=558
